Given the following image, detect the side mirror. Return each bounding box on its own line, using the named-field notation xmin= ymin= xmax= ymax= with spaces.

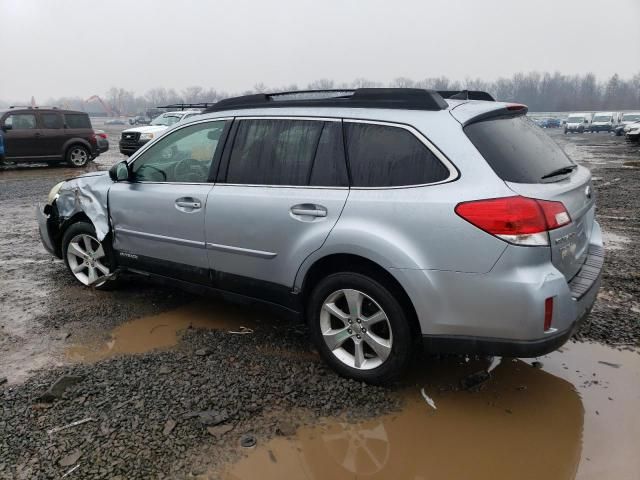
xmin=1 ymin=124 xmax=12 ymax=132
xmin=109 ymin=161 xmax=130 ymax=182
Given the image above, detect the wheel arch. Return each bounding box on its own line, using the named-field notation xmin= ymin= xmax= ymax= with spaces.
xmin=299 ymin=253 xmax=421 ymax=339
xmin=62 ymin=139 xmax=92 ymax=158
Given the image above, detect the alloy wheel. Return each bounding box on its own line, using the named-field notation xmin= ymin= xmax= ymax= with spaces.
xmin=320 ymin=289 xmax=393 ymax=370
xmin=66 ymin=233 xmax=110 ymax=286
xmin=69 ymin=148 xmax=88 ymax=166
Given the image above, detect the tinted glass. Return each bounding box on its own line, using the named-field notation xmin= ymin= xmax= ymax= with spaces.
xmin=41 ymin=113 xmax=63 ymax=129
xmin=131 ymin=120 xmax=226 ymax=183
xmin=309 ymin=122 xmax=348 ymax=187
xmin=64 ymin=114 xmax=91 ymax=129
xmin=345 ymin=123 xmax=449 ymax=187
xmin=5 ymin=114 xmax=37 ymax=129
xmin=464 ymin=116 xmax=574 ymax=183
xmin=227 ymin=119 xmax=323 ymax=185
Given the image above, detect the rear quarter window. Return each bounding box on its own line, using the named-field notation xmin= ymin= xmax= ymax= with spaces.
xmin=345 ymin=122 xmax=450 ymax=187
xmin=64 ymin=114 xmax=91 ymax=129
xmin=464 ymin=116 xmax=574 ymax=183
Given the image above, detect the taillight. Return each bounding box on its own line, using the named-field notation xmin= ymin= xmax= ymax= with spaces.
xmin=97 ymin=133 xmax=107 ymax=139
xmin=455 ymin=196 xmax=571 ymax=246
xmin=89 ymin=133 xmax=97 ymax=144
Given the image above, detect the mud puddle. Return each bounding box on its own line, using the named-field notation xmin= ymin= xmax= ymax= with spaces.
xmin=66 ymin=300 xmax=260 ymax=362
xmin=601 ymin=230 xmax=632 ymax=251
xmin=220 ymin=342 xmax=640 ymax=480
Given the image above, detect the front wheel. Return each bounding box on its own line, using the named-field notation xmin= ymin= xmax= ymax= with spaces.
xmin=62 ymin=222 xmax=116 ymax=289
xmin=66 ymin=145 xmax=90 ymax=167
xmin=307 ymin=272 xmax=414 ymax=385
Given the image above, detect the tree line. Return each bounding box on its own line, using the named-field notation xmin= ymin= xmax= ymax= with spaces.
xmin=2 ymin=71 xmax=639 ymax=115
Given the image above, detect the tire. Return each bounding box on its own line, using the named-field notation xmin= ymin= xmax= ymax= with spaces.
xmin=66 ymin=145 xmax=90 ymax=167
xmin=307 ymin=272 xmax=414 ymax=385
xmin=62 ymin=222 xmax=117 ymax=290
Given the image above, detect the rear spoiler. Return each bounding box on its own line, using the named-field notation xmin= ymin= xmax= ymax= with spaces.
xmin=438 ymin=90 xmax=495 ymax=101
xmin=461 ymin=104 xmax=529 ymax=127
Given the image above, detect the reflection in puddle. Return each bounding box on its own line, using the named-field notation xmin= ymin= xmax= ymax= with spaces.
xmin=222 ymin=342 xmax=640 ymax=480
xmin=66 ymin=300 xmax=260 ymax=361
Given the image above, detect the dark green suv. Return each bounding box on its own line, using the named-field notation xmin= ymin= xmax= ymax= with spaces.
xmin=0 ymin=107 xmax=98 ymax=167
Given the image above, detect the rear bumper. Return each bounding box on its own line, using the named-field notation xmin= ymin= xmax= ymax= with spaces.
xmin=399 ymin=220 xmax=604 ymax=357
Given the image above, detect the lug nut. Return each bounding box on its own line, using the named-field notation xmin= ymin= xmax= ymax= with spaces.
xmin=348 ymin=319 xmax=352 ymax=324
xmin=347 ymin=328 xmax=352 ymax=334
xmin=356 ymin=318 xmax=361 ymax=323
xmin=356 ymin=334 xmax=361 ymax=339
xmin=361 ymin=328 xmax=366 ymax=333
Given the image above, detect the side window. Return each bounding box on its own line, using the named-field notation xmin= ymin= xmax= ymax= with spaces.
xmin=64 ymin=114 xmax=91 ymax=129
xmin=4 ymin=113 xmax=37 ymax=129
xmin=226 ymin=119 xmax=324 ymax=186
xmin=131 ymin=120 xmax=226 ymax=183
xmin=345 ymin=122 xmax=450 ymax=187
xmin=41 ymin=113 xmax=63 ymax=129
xmin=309 ymin=122 xmax=349 ymax=187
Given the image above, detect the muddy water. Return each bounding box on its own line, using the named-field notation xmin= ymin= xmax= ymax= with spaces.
xmin=66 ymin=300 xmax=259 ymax=362
xmin=221 ymin=343 xmax=640 ymax=480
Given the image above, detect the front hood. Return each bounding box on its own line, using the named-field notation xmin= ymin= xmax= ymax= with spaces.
xmin=122 ymin=125 xmax=169 ymax=134
xmin=67 ymin=170 xmax=109 ymax=180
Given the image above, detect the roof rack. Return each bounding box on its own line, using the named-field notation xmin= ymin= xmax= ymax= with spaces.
xmin=9 ymin=105 xmax=58 ymax=109
xmin=157 ymin=103 xmax=217 ymax=111
xmin=437 ymin=90 xmax=495 ymax=101
xmin=204 ymin=88 xmax=449 ymax=113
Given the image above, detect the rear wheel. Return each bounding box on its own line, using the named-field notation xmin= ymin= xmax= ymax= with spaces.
xmin=66 ymin=145 xmax=90 ymax=167
xmin=62 ymin=222 xmax=116 ymax=289
xmin=307 ymin=272 xmax=413 ymax=385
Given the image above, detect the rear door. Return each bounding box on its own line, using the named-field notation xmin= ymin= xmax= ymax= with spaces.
xmin=109 ymin=119 xmax=230 ymax=283
xmin=464 ymin=114 xmax=594 ymax=280
xmin=38 ymin=111 xmax=66 ymax=157
xmin=205 ymin=117 xmax=349 ymax=301
xmin=1 ymin=111 xmax=41 ymax=158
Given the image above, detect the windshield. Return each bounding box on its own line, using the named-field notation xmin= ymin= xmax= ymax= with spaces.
xmin=622 ymin=114 xmax=640 ymax=122
xmin=151 ymin=114 xmax=182 ymax=126
xmin=593 ymin=115 xmax=611 ymax=122
xmin=567 ymin=116 xmax=585 ymax=123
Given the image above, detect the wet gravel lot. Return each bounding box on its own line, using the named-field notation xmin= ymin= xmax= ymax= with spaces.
xmin=0 ymin=124 xmax=639 ymax=479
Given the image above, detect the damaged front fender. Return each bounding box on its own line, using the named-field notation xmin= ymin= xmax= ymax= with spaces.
xmin=53 ymin=172 xmax=113 ymax=241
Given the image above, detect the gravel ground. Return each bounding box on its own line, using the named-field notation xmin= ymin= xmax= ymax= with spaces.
xmin=0 ymin=124 xmax=638 ymax=479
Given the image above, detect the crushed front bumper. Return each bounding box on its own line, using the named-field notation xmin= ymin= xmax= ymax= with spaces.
xmin=36 ymin=203 xmax=57 ymax=256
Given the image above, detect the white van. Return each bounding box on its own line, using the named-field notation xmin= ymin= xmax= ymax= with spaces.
xmin=590 ymin=112 xmax=615 ymax=133
xmin=564 ymin=113 xmax=591 ymax=134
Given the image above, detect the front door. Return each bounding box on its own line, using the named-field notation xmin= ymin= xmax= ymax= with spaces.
xmin=205 ymin=118 xmax=350 ymax=304
xmin=109 ymin=119 xmax=230 ymax=283
xmin=1 ymin=112 xmax=41 ymax=158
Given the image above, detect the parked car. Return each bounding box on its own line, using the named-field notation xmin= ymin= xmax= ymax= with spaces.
xmin=0 ymin=128 xmax=5 ymax=164
xmin=94 ymin=129 xmax=109 ymax=154
xmin=0 ymin=107 xmax=98 ymax=166
xmin=105 ymin=118 xmax=126 ymax=125
xmin=37 ymin=89 xmax=603 ymax=384
xmin=119 ymin=110 xmax=202 ymax=156
xmin=589 ymin=112 xmax=615 ymax=133
xmin=624 ymin=121 xmax=640 ymax=142
xmin=614 ymin=112 xmax=640 ymax=136
xmin=564 ymin=113 xmax=591 ymax=134
xmin=129 ymin=116 xmax=150 ymax=125
xmin=540 ymin=117 xmax=561 ymax=128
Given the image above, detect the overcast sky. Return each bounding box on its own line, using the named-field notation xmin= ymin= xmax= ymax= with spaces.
xmin=1 ymin=0 xmax=639 ymax=100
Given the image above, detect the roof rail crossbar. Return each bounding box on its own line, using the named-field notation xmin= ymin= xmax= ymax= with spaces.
xmin=204 ymin=88 xmax=449 ymax=113
xmin=9 ymin=105 xmax=58 ymax=109
xmin=157 ymin=103 xmax=218 ymax=110
xmin=437 ymin=90 xmax=495 ymax=101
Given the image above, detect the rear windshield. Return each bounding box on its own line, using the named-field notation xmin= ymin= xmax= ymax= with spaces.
xmin=464 ymin=115 xmax=574 ymax=183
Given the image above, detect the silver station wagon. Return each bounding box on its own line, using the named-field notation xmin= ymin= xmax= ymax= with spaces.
xmin=38 ymin=89 xmax=604 ymax=384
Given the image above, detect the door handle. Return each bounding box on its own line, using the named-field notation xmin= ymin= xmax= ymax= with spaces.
xmin=290 ymin=204 xmax=327 ymax=217
xmin=175 ymin=198 xmax=202 ymax=210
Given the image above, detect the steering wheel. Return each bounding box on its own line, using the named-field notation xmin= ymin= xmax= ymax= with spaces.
xmin=174 ymin=158 xmax=209 ymax=182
